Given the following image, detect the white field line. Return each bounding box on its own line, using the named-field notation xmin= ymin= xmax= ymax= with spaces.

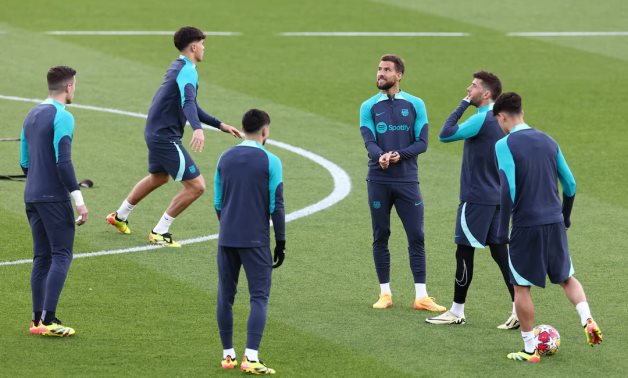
xmin=45 ymin=31 xmax=240 ymax=36
xmin=279 ymin=32 xmax=469 ymax=37
xmin=508 ymin=32 xmax=628 ymax=37
xmin=0 ymin=95 xmax=352 ymax=267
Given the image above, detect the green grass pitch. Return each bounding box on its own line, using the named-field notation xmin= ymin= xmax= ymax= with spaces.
xmin=1 ymin=0 xmax=627 ymax=376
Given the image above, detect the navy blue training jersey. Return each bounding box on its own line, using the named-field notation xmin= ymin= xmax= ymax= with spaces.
xmin=214 ymin=140 xmax=285 ymax=248
xmin=145 ymin=55 xmax=221 ymax=141
xmin=495 ymin=124 xmax=576 ymax=229
xmin=359 ymin=91 xmax=428 ymax=183
xmin=439 ymin=101 xmax=505 ymax=205
xmin=20 ymin=98 xmax=79 ymax=203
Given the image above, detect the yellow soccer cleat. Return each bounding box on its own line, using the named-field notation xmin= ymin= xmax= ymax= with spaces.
xmin=507 ymin=349 xmax=540 ymax=363
xmin=221 ymin=355 xmax=238 ymax=369
xmin=149 ymin=231 xmax=181 ymax=248
xmin=240 ymin=357 xmax=275 ymax=375
xmin=584 ymin=318 xmax=603 ymax=346
xmin=29 ymin=320 xmax=46 ymax=335
xmin=40 ymin=319 xmax=75 ymax=337
xmin=372 ymin=293 xmax=393 ymax=309
xmin=413 ymin=296 xmax=446 ymax=312
xmin=106 ymin=212 xmax=131 ymax=234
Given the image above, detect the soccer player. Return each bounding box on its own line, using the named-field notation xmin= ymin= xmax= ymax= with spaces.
xmin=214 ymin=109 xmax=285 ymax=375
xmin=492 ymin=92 xmax=603 ymax=362
xmin=426 ymin=72 xmax=517 ymax=328
xmin=359 ymin=54 xmax=444 ymax=312
xmin=20 ymin=66 xmax=88 ymax=336
xmin=107 ymin=26 xmax=240 ymax=246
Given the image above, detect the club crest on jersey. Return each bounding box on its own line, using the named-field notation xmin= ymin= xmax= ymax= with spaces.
xmin=372 ymin=201 xmax=381 ymax=209
xmin=401 ymin=108 xmax=409 ymax=117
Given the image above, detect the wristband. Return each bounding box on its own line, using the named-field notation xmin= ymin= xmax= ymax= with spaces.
xmin=70 ymin=190 xmax=84 ymax=207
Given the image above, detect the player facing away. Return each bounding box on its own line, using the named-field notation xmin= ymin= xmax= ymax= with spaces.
xmin=426 ymin=72 xmax=517 ymax=328
xmin=492 ymin=92 xmax=603 ymax=362
xmin=20 ymin=66 xmax=89 ymax=336
xmin=359 ymin=55 xmax=445 ymax=312
xmin=106 ymin=26 xmax=240 ymax=247
xmin=214 ymin=109 xmax=285 ymax=375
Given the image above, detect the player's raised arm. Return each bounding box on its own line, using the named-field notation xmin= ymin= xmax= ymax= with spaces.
xmin=439 ymin=101 xmax=483 ymax=142
xmin=556 ymin=146 xmax=576 ymax=228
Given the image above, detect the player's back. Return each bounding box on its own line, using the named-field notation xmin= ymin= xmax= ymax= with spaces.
xmin=145 ymin=57 xmax=196 ymax=141
xmin=21 ymin=99 xmax=73 ymax=203
xmin=497 ymin=125 xmax=564 ymax=227
xmin=215 ymin=141 xmax=282 ymax=248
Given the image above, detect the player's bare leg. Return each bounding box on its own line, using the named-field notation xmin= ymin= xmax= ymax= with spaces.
xmin=560 ymin=277 xmax=603 ymax=346
xmin=165 ymin=175 xmax=206 ymax=217
xmin=507 ymin=285 xmax=540 ymax=362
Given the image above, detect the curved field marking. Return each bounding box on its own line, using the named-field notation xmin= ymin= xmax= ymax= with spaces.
xmin=0 ymin=94 xmax=352 ymax=266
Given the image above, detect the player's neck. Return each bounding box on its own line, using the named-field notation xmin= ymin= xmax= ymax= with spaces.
xmin=381 ymin=85 xmax=400 ymax=98
xmin=245 ymin=135 xmax=265 ymax=145
xmin=478 ymin=99 xmax=492 ymax=108
xmin=181 ymin=51 xmax=198 ymax=64
xmin=48 ymin=93 xmax=68 ymax=105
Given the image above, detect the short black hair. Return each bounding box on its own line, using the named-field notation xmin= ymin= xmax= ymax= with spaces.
xmin=47 ymin=66 xmax=76 ymax=92
xmin=493 ymin=92 xmax=523 ymax=116
xmin=380 ymin=54 xmax=405 ymax=74
xmin=242 ymin=109 xmax=271 ymax=133
xmin=174 ymin=26 xmax=205 ymax=51
xmin=473 ymin=71 xmax=502 ymax=100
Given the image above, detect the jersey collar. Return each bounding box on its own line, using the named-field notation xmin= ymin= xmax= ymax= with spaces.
xmin=239 ymin=140 xmax=265 ymax=149
xmin=179 ymin=54 xmax=196 ymax=68
xmin=511 ymin=123 xmax=531 ymax=133
xmin=42 ymin=98 xmax=65 ymax=108
xmin=375 ymin=90 xmax=407 ymax=103
xmin=478 ymin=102 xmax=494 ymax=114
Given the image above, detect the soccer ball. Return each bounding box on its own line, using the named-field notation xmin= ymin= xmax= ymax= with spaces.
xmin=534 ymin=324 xmax=561 ymax=355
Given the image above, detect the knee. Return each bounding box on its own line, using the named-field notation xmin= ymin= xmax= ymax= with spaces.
xmin=188 ymin=179 xmax=206 ymax=198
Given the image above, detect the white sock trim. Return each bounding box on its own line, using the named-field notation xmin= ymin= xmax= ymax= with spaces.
xmin=116 ymin=199 xmax=135 ymax=221
xmin=380 ymin=283 xmax=391 ymax=295
xmin=244 ymin=348 xmax=258 ymax=362
xmin=576 ymin=301 xmax=591 ymax=327
xmin=415 ymin=283 xmax=427 ymax=299
xmin=451 ymin=302 xmax=465 ymax=317
xmin=521 ymin=330 xmax=535 ymax=353
xmin=153 ymin=212 xmax=175 ymax=234
xmin=223 ymin=348 xmax=236 ymax=359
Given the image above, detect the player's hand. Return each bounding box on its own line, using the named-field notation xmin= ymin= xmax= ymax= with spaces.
xmin=564 ymin=218 xmax=571 ymax=229
xmin=273 ymin=240 xmax=286 ymax=269
xmin=389 ymin=151 xmax=400 ymax=164
xmin=463 ymin=95 xmax=471 ymax=103
xmin=190 ymin=129 xmax=205 ymax=152
xmin=379 ymin=152 xmax=391 ymax=170
xmin=75 ymin=204 xmax=89 ymax=226
xmin=220 ymin=123 xmax=243 ymax=139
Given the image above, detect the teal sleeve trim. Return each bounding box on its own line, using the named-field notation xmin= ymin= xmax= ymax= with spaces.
xmin=556 ymin=146 xmax=576 ymax=196
xmin=495 ymin=137 xmax=516 ymax=203
xmin=407 ymin=96 xmax=428 ymax=141
xmin=53 ymin=110 xmax=74 ymax=163
xmin=20 ymin=127 xmax=29 ymax=168
xmin=360 ymin=98 xmax=377 ymax=138
xmin=439 ymin=112 xmax=485 ymax=142
xmin=176 ymin=63 xmax=198 ymax=107
xmin=266 ymin=151 xmax=283 ymax=214
xmin=214 ymin=155 xmax=223 ymax=211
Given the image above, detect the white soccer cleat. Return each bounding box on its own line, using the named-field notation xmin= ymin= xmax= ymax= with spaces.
xmin=497 ymin=313 xmax=520 ymax=330
xmin=425 ymin=311 xmax=466 ymax=325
